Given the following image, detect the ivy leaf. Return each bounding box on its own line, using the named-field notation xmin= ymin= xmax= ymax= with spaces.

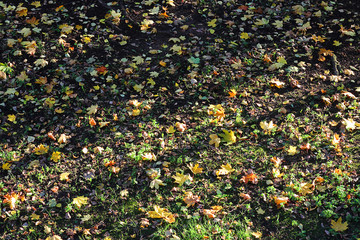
xmin=72 ymin=196 xmax=89 ymax=208
xmin=331 ymin=217 xmax=348 ymax=232
xmin=219 ymin=130 xmax=236 ymax=144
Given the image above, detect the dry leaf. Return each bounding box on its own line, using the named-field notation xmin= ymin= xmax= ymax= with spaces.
xmin=216 ymin=163 xmax=235 ymax=176
xmin=183 ymin=192 xmax=200 ymax=207
xmin=187 ymin=163 xmax=203 ymax=174
xmin=331 ymin=217 xmax=348 ymax=232
xmin=72 ymin=196 xmax=89 ymax=208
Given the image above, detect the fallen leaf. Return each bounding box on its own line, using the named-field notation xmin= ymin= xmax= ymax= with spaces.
xmin=172 ymin=173 xmax=192 ymax=186
xmin=209 ymin=134 xmax=221 ymax=148
xmin=72 ymin=196 xmax=89 ymax=208
xmin=219 ymin=129 xmax=236 ymax=144
xmin=216 ymin=163 xmax=235 ymax=176
xmin=147 ymin=206 xmax=175 ymax=223
xmin=331 ymin=217 xmax=348 ymax=232
xmin=187 ymin=163 xmax=203 ymax=174
xmin=183 ymin=192 xmax=200 ymax=207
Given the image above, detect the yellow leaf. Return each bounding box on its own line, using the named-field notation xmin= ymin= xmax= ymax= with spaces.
xmin=187 ymin=163 xmax=203 ymax=175
xmin=99 ymin=121 xmax=110 ymax=128
xmin=31 ymin=1 xmax=41 ymax=8
xmin=331 ymin=217 xmax=348 ymax=232
xmin=268 ymin=57 xmax=287 ymax=71
xmin=216 ymin=163 xmax=235 ymax=176
xmin=45 ymin=235 xmax=63 ymax=240
xmin=72 ymin=196 xmax=89 ymax=208
xmin=150 ymin=179 xmax=166 ymax=189
xmin=172 ymin=173 xmax=192 ymax=186
xmin=167 ymin=126 xmax=176 ymax=134
xmin=333 ymin=40 xmax=342 ymax=46
xmin=219 ymin=130 xmax=236 ymax=144
xmin=34 ymin=144 xmax=49 ymax=155
xmin=298 ymin=182 xmax=313 ymax=195
xmin=207 ymin=19 xmax=217 ymax=28
xmin=260 ymin=120 xmax=276 ymax=133
xmin=147 ymin=206 xmax=175 ymax=223
xmin=209 ymin=134 xmax=221 ymax=148
xmin=7 ymin=114 xmax=16 ymax=123
xmin=252 ymin=231 xmax=262 ymax=238
xmin=240 ymin=32 xmax=250 ymax=40
xmin=2 ymin=162 xmax=11 ymax=170
xmin=60 ymin=172 xmax=70 ymax=181
xmin=159 ymin=60 xmax=167 ymax=67
xmin=30 ymin=213 xmax=40 ymax=220
xmin=87 ymin=104 xmax=98 ymax=115
xmin=51 ymin=151 xmax=61 ymax=162
xmin=287 ymin=146 xmax=297 ymax=155
xmin=228 ymin=89 xmax=237 ymax=98
xmin=133 ymin=84 xmax=144 ymax=92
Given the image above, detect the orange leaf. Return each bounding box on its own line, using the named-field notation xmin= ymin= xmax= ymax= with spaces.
xmin=274 ymin=196 xmax=288 ymax=208
xmin=89 ymin=118 xmax=96 ymax=126
xmin=183 ymin=192 xmax=201 ymax=207
xmin=240 ymin=173 xmax=258 ymax=184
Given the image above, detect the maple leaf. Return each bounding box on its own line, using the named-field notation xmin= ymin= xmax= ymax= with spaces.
xmin=142 ymin=152 xmax=156 ymax=161
xmin=183 ymin=192 xmax=200 ymax=207
xmin=187 ymin=163 xmax=203 ymax=174
xmin=216 ymin=163 xmax=235 ymax=176
xmin=207 ymin=19 xmax=217 ymax=28
xmin=31 ymin=1 xmax=41 ymax=8
xmin=60 ymin=172 xmax=70 ymax=181
xmin=260 ymin=120 xmax=276 ymax=134
xmin=58 ymin=134 xmax=70 ymax=144
xmin=51 ymin=151 xmax=61 ymax=162
xmin=272 ymin=20 xmax=283 ymax=29
xmin=228 ymin=89 xmax=237 ymax=98
xmin=59 ymin=24 xmax=74 ymax=34
xmin=3 ymin=192 xmax=19 ymax=209
xmin=34 ymin=144 xmax=49 ymax=155
xmin=133 ymin=84 xmax=144 ymax=92
xmin=274 ymin=196 xmax=289 ymax=208
xmin=150 ymin=179 xmax=166 ymax=189
xmin=254 ymin=18 xmax=269 ymax=26
xmin=34 ymin=59 xmax=48 ymax=68
xmin=167 ymin=126 xmax=176 ymax=134
xmin=30 ymin=213 xmax=40 ymax=220
xmin=331 ymin=217 xmax=348 ymax=232
xmin=219 ymin=130 xmax=236 ymax=144
xmin=268 ymin=57 xmax=287 ymax=71
xmin=72 ymin=196 xmax=89 ymax=208
xmin=7 ymin=114 xmax=16 ymax=123
xmin=18 ymin=27 xmax=32 ymax=37
xmin=175 ymin=122 xmax=186 ymax=132
xmin=270 ymin=156 xmax=282 ymax=167
xmin=133 ymin=56 xmax=144 ymax=65
xmin=240 ymin=32 xmax=250 ymax=40
xmin=2 ymin=162 xmax=12 ymax=170
xmin=269 ymin=78 xmax=285 ymax=88
xmin=342 ymin=118 xmax=356 ymax=131
xmin=287 ymin=146 xmax=297 ymax=155
xmin=298 ymin=182 xmax=313 ymax=195
xmin=209 ymin=134 xmax=221 ymax=147
xmin=147 ymin=206 xmax=175 ymax=223
xmin=240 ymin=173 xmax=258 ymax=184
xmin=172 ymin=173 xmax=192 ymax=186
xmin=89 ymin=117 xmax=96 ymax=127
xmin=46 ymin=235 xmax=63 ymax=240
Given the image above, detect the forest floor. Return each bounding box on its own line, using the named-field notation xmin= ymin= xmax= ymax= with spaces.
xmin=1 ymin=0 xmax=360 ymax=239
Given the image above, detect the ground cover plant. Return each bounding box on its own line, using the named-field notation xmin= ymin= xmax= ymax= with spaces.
xmin=0 ymin=0 xmax=359 ymax=239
